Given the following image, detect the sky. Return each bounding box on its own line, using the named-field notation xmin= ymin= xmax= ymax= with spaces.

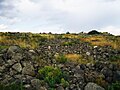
xmin=0 ymin=0 xmax=120 ymax=35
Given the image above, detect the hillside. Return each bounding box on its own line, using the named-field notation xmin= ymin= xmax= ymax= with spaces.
xmin=0 ymin=31 xmax=120 ymax=90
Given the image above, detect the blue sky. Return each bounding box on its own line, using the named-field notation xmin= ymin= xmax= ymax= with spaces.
xmin=0 ymin=0 xmax=120 ymax=35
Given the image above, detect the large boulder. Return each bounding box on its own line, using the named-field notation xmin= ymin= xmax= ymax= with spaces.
xmin=84 ymin=82 xmax=105 ymax=90
xmin=7 ymin=46 xmax=23 ymax=59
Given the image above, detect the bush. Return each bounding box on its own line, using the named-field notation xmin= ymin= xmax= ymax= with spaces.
xmin=38 ymin=66 xmax=69 ymax=88
xmin=110 ymin=55 xmax=120 ymax=61
xmin=108 ymin=81 xmax=120 ymax=90
xmin=88 ymin=30 xmax=101 ymax=35
xmin=0 ymin=82 xmax=24 ymax=90
xmin=61 ymin=78 xmax=69 ymax=87
xmin=56 ymin=54 xmax=68 ymax=63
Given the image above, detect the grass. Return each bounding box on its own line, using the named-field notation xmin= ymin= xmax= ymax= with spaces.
xmin=80 ymin=35 xmax=120 ymax=49
xmin=0 ymin=45 xmax=9 ymax=50
xmin=55 ymin=54 xmax=68 ymax=63
xmin=65 ymin=54 xmax=95 ymax=64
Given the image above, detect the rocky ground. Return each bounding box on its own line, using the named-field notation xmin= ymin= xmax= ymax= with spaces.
xmin=0 ymin=33 xmax=120 ymax=90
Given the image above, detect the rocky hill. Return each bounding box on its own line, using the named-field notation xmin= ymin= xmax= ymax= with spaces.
xmin=0 ymin=32 xmax=120 ymax=90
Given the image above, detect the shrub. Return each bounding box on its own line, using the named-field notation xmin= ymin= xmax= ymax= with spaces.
xmin=61 ymin=78 xmax=69 ymax=87
xmin=0 ymin=82 xmax=24 ymax=90
xmin=38 ymin=66 xmax=69 ymax=88
xmin=88 ymin=30 xmax=101 ymax=35
xmin=108 ymin=81 xmax=120 ymax=90
xmin=110 ymin=55 xmax=120 ymax=61
xmin=56 ymin=54 xmax=68 ymax=63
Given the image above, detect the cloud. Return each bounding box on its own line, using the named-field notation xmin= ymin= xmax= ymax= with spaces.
xmin=0 ymin=0 xmax=120 ymax=35
xmin=99 ymin=26 xmax=120 ymax=35
xmin=0 ymin=24 xmax=8 ymax=30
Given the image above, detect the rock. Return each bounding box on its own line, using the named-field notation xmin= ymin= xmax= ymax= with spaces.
xmin=0 ymin=66 xmax=6 ymax=72
xmin=31 ymin=79 xmax=41 ymax=90
xmin=86 ymin=52 xmax=90 ymax=56
xmin=7 ymin=59 xmax=17 ymax=66
xmin=85 ymin=82 xmax=105 ymax=90
xmin=56 ymin=86 xmax=64 ymax=90
xmin=70 ymin=84 xmax=76 ymax=89
xmin=7 ymin=46 xmax=23 ymax=61
xmin=101 ymin=67 xmax=113 ymax=77
xmin=10 ymin=68 xmax=18 ymax=76
xmin=39 ymin=87 xmax=47 ymax=90
xmin=80 ymin=64 xmax=86 ymax=70
xmin=7 ymin=46 xmax=22 ymax=54
xmin=113 ymin=70 xmax=120 ymax=81
xmin=24 ymin=84 xmax=32 ymax=90
xmin=12 ymin=63 xmax=22 ymax=72
xmin=29 ymin=50 xmax=36 ymax=53
xmin=22 ymin=63 xmax=35 ymax=76
xmin=94 ymin=46 xmax=98 ymax=48
xmin=12 ymin=53 xmax=23 ymax=61
xmin=0 ymin=54 xmax=4 ymax=65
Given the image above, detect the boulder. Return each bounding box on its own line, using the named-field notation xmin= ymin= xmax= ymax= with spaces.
xmin=22 ymin=63 xmax=35 ymax=76
xmin=84 ymin=82 xmax=105 ymax=90
xmin=56 ymin=86 xmax=64 ymax=90
xmin=31 ymin=79 xmax=41 ymax=90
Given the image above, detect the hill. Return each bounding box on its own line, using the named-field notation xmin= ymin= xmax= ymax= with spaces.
xmin=0 ymin=31 xmax=120 ymax=90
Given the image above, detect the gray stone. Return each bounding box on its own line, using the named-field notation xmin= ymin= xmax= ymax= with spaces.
xmin=7 ymin=46 xmax=22 ymax=54
xmin=12 ymin=53 xmax=23 ymax=61
xmin=56 ymin=86 xmax=64 ymax=90
xmin=31 ymin=79 xmax=41 ymax=90
xmin=84 ymin=82 xmax=105 ymax=90
xmin=7 ymin=59 xmax=17 ymax=66
xmin=22 ymin=63 xmax=35 ymax=76
xmin=12 ymin=63 xmax=22 ymax=72
xmin=10 ymin=68 xmax=18 ymax=76
xmin=86 ymin=52 xmax=90 ymax=56
xmin=0 ymin=66 xmax=5 ymax=72
xmin=39 ymin=87 xmax=47 ymax=90
xmin=24 ymin=84 xmax=31 ymax=89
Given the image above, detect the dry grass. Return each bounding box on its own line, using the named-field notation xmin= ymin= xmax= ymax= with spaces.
xmin=0 ymin=36 xmax=38 ymax=49
xmin=65 ymin=54 xmax=95 ymax=64
xmin=80 ymin=35 xmax=120 ymax=49
xmin=62 ymin=34 xmax=79 ymax=39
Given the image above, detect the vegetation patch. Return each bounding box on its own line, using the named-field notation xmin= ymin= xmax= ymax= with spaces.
xmin=107 ymin=81 xmax=120 ymax=90
xmin=38 ymin=66 xmax=69 ymax=88
xmin=0 ymin=82 xmax=24 ymax=90
xmin=55 ymin=54 xmax=68 ymax=63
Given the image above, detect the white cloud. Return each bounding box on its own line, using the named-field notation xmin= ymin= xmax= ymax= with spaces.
xmin=0 ymin=24 xmax=8 ymax=30
xmin=0 ymin=0 xmax=120 ymax=35
xmin=99 ymin=26 xmax=120 ymax=35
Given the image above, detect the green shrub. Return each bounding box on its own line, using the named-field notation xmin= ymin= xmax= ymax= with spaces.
xmin=0 ymin=82 xmax=24 ymax=90
xmin=56 ymin=54 xmax=68 ymax=63
xmin=61 ymin=78 xmax=69 ymax=87
xmin=108 ymin=81 xmax=120 ymax=90
xmin=38 ymin=66 xmax=69 ymax=88
xmin=110 ymin=55 xmax=120 ymax=61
